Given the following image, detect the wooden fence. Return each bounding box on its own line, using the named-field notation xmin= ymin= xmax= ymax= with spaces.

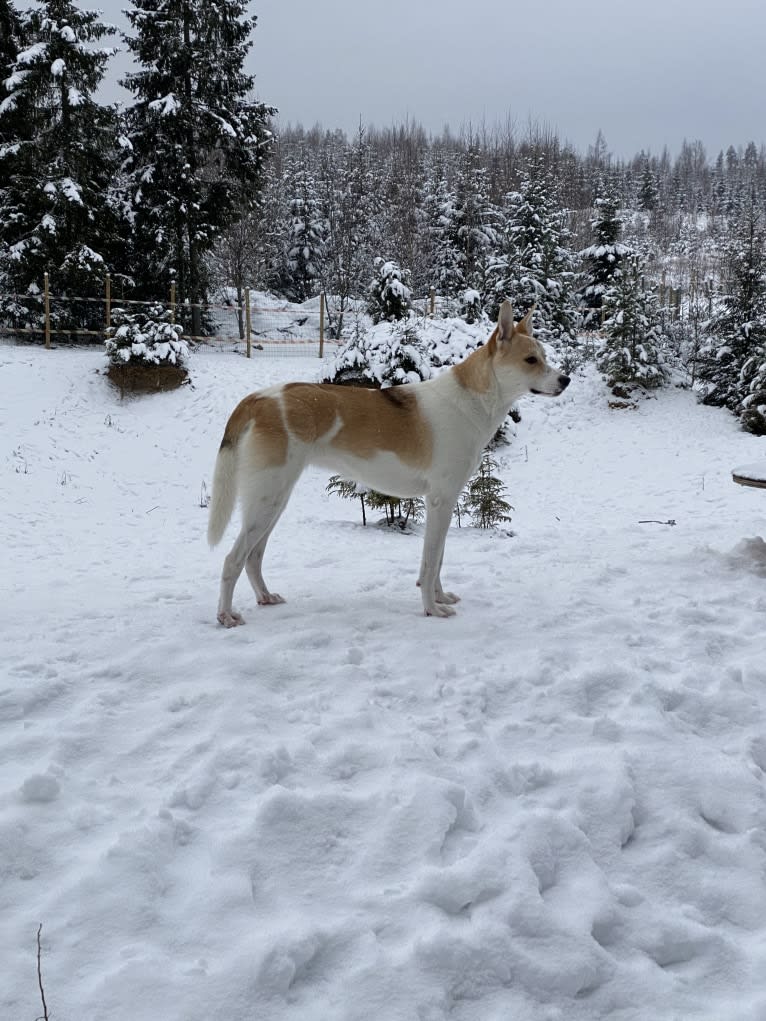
xmin=0 ymin=275 xmax=332 ymax=358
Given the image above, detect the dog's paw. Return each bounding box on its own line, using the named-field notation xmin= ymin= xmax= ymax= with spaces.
xmin=217 ymin=609 xmax=245 ymax=628
xmin=425 ymin=603 xmax=457 ymax=618
xmin=436 ymin=590 xmax=460 ymax=605
xmin=257 ymin=593 xmax=286 ymax=606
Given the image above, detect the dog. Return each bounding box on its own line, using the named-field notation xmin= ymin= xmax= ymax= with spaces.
xmin=208 ymin=300 xmax=570 ymax=626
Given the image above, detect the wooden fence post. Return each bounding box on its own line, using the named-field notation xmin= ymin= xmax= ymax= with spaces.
xmin=245 ymin=287 xmax=252 ymax=358
xmin=43 ymin=272 xmax=51 ymax=349
xmin=105 ymin=273 xmax=111 ymax=334
xmin=319 ymin=292 xmax=325 ymax=358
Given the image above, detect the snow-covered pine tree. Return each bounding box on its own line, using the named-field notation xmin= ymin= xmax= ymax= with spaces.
xmin=455 ymin=146 xmax=500 ymax=297
xmin=379 ymin=127 xmax=429 ymax=296
xmin=121 ymin=0 xmax=274 ymax=335
xmin=491 ymin=163 xmax=581 ymax=364
xmin=423 ymin=171 xmax=465 ymax=305
xmin=0 ymin=1 xmax=24 ymax=118
xmin=0 ymin=0 xmax=26 ymax=313
xmin=367 ymin=258 xmax=412 ymax=323
xmin=325 ymin=317 xmax=431 ymax=388
xmin=0 ymin=0 xmax=118 ymax=334
xmin=697 ymin=190 xmax=766 ymax=417
xmin=740 ymin=342 xmax=766 ymax=435
xmin=279 ymin=145 xmax=326 ymax=302
xmin=320 ymin=124 xmax=382 ymax=339
xmin=580 ymin=178 xmax=631 ymax=323
xmin=597 ymin=254 xmax=668 ymax=389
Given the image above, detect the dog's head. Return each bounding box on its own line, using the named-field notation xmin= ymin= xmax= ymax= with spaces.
xmin=493 ymin=300 xmax=570 ymax=400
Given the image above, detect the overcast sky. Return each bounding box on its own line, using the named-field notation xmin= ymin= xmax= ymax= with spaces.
xmin=97 ymin=0 xmax=766 ymax=159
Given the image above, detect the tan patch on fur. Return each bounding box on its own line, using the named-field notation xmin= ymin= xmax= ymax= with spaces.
xmin=453 ymin=329 xmax=498 ymax=394
xmin=221 ymin=393 xmax=287 ymax=466
xmin=282 ymin=383 xmax=432 ymax=468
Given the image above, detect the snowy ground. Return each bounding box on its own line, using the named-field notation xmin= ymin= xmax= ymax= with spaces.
xmin=2 ymin=342 xmax=766 ymax=1021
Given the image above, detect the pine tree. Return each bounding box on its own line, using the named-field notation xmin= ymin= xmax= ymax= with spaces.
xmin=597 ymin=254 xmax=668 ymax=388
xmin=424 ymin=172 xmax=464 ymax=303
xmin=367 ymin=258 xmax=412 ymax=323
xmin=740 ymin=343 xmax=766 ymax=435
xmin=121 ymin=0 xmax=274 ymax=334
xmin=0 ymin=0 xmax=26 ymax=314
xmin=454 ymin=146 xmax=500 ymax=297
xmin=0 ymin=2 xmax=24 ymax=117
xmin=580 ymin=178 xmax=631 ymax=322
xmin=0 ymin=0 xmax=118 ymax=333
xmin=320 ymin=124 xmax=381 ymax=338
xmin=278 ymin=146 xmax=326 ymax=301
xmin=492 ymin=164 xmax=581 ymax=362
xmin=697 ymin=191 xmax=766 ymax=415
xmin=461 ymin=452 xmax=513 ymax=529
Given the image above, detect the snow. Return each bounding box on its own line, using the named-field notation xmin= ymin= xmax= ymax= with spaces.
xmin=149 ymin=93 xmax=181 ymax=117
xmin=733 ymin=461 xmax=766 ymax=483
xmin=2 ymin=342 xmax=766 ymax=1021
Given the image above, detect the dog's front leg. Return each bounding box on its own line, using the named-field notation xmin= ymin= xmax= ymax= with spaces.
xmin=418 ymin=494 xmax=458 ymax=617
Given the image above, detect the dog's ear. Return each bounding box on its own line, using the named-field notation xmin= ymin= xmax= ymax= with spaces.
xmin=497 ymin=299 xmax=515 ymax=343
xmin=515 ymin=305 xmax=536 ymax=335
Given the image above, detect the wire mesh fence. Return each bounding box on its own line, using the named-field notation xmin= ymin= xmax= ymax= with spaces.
xmin=0 ymin=276 xmax=347 ymax=358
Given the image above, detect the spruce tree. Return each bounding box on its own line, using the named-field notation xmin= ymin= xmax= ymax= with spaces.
xmin=0 ymin=0 xmax=118 ymax=333
xmin=121 ymin=0 xmax=274 ymax=334
xmin=461 ymin=452 xmax=513 ymax=529
xmin=697 ymin=191 xmax=766 ymax=416
xmin=580 ymin=179 xmax=631 ymax=322
xmin=367 ymin=258 xmax=412 ymax=323
xmin=320 ymin=124 xmax=382 ymax=337
xmin=0 ymin=0 xmax=26 ymax=309
xmin=740 ymin=344 xmax=766 ymax=435
xmin=492 ymin=164 xmax=581 ymax=362
xmin=597 ymin=254 xmax=668 ymax=388
xmin=282 ymin=151 xmax=326 ymax=302
xmin=424 ymin=172 xmax=464 ymax=304
xmin=454 ymin=146 xmax=500 ymax=297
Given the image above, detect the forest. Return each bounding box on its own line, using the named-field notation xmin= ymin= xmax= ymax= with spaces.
xmin=1 ymin=0 xmax=766 ymax=432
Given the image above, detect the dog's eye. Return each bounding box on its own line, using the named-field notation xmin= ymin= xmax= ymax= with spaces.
xmin=524 ymin=356 xmax=538 ymax=365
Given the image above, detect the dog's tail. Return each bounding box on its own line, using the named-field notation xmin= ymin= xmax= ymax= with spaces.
xmin=207 ymin=438 xmax=239 ymax=548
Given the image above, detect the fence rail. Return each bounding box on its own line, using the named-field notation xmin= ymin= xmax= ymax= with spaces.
xmin=0 ymin=275 xmax=339 ymax=357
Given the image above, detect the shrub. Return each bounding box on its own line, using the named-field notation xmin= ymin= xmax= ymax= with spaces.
xmin=105 ymin=305 xmax=189 ymax=392
xmin=460 ymin=452 xmax=513 ymax=528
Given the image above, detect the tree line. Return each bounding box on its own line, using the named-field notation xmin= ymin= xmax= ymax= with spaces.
xmin=1 ymin=1 xmax=765 ymax=431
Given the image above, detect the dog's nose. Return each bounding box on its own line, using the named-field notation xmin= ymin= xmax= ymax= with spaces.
xmin=559 ymin=375 xmax=570 ymax=389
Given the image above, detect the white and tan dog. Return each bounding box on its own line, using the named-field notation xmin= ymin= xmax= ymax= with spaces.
xmin=208 ymin=300 xmax=569 ymax=626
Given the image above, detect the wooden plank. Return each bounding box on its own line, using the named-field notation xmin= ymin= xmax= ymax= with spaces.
xmin=732 ymin=462 xmax=766 ymax=489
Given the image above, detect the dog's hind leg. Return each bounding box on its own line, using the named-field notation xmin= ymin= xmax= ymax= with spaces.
xmin=216 ymin=466 xmax=300 ymax=627
xmin=416 ymin=547 xmax=460 ymax=605
xmin=245 ymin=518 xmax=286 ymax=606
xmin=434 ymin=549 xmax=460 ymax=605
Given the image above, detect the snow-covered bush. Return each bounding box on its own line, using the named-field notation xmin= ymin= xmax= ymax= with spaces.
xmin=105 ymin=305 xmax=189 ymax=391
xmin=458 ymin=288 xmax=482 ymax=323
xmin=427 ymin=315 xmax=486 ymax=368
xmin=325 ymin=317 xmax=431 ymax=387
xmin=367 ymin=258 xmax=412 ymax=324
xmin=105 ymin=305 xmax=188 ymax=367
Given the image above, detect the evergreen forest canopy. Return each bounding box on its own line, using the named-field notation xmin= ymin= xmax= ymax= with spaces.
xmin=1 ymin=0 xmax=765 ymax=432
